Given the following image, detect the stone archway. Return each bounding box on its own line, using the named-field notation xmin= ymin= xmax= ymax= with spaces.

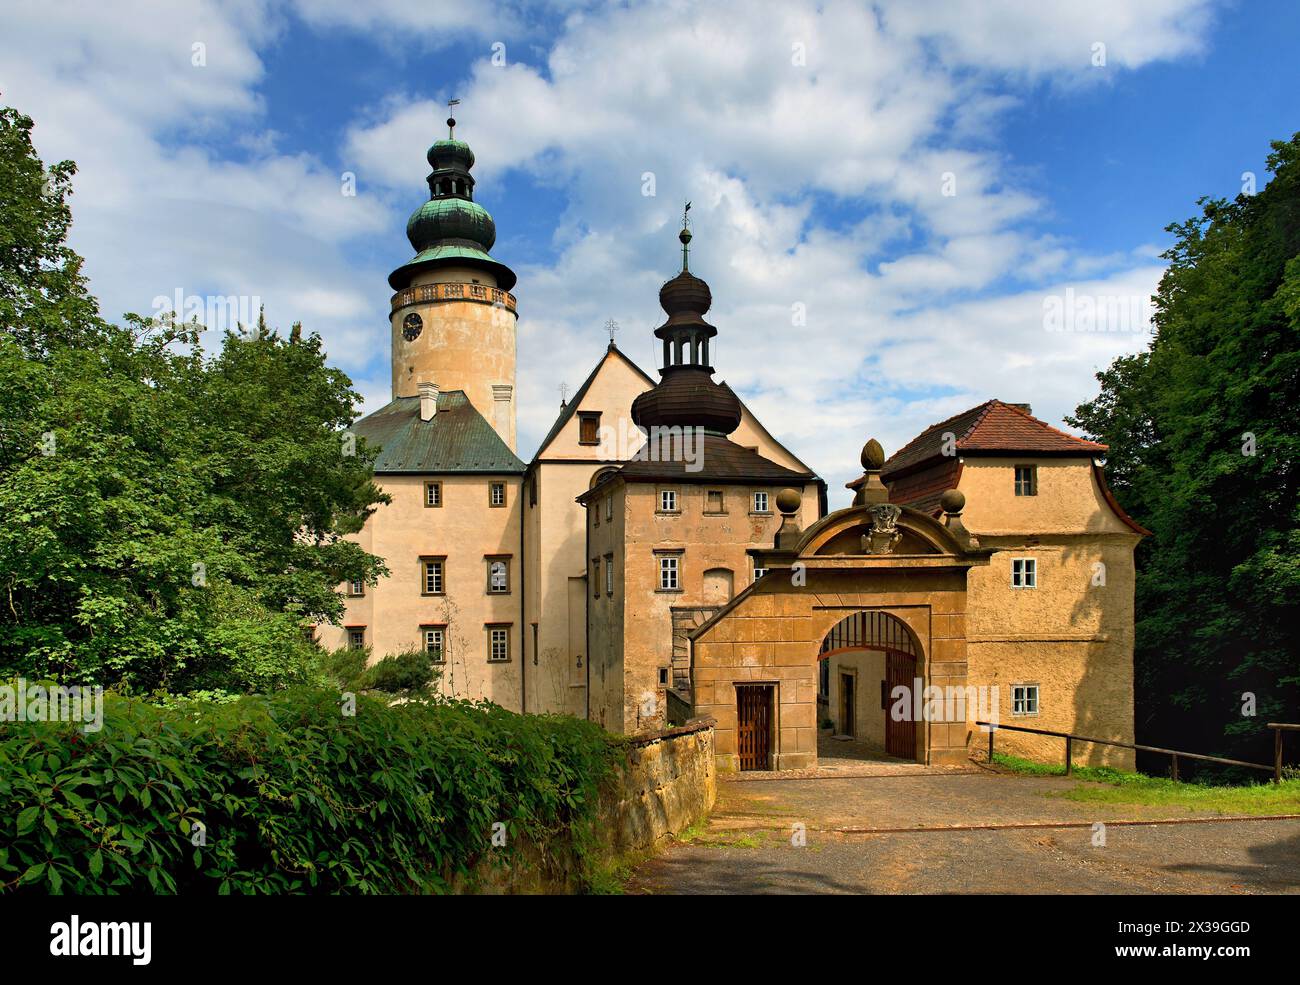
xmin=818 ymin=610 xmax=924 ymax=761
xmin=687 ymin=498 xmax=981 ymax=772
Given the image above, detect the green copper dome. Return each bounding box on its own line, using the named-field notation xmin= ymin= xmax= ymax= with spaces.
xmin=427 ymin=138 xmax=475 ymax=171
xmin=406 ymin=198 xmax=496 ymax=254
xmin=388 ymin=116 xmax=516 ymax=292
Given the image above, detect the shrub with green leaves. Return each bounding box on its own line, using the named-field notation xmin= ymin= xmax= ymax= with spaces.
xmin=0 ymin=685 xmax=621 ymax=894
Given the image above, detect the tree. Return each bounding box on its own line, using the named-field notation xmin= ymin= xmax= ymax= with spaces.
xmin=1068 ymin=133 xmax=1300 ymax=771
xmin=0 ymin=104 xmax=389 ymax=694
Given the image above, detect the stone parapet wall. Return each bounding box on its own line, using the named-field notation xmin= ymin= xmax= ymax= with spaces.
xmin=601 ymin=719 xmax=717 ymax=852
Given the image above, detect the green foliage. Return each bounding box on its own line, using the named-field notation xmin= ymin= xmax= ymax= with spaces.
xmin=360 ymin=648 xmax=436 ymax=696
xmin=0 ymin=686 xmax=622 ymax=894
xmin=0 ymin=104 xmax=389 ymax=694
xmin=316 ymin=646 xmax=370 ymax=691
xmin=1068 ymin=132 xmax=1300 ymax=768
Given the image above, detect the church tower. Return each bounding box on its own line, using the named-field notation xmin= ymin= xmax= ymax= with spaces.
xmin=387 ymin=108 xmax=519 ymax=450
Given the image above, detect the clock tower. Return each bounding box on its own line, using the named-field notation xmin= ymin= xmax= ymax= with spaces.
xmin=387 ymin=109 xmax=519 ymax=450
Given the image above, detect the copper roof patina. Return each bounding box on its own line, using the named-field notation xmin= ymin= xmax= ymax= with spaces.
xmin=354 ymin=390 xmax=525 ymax=474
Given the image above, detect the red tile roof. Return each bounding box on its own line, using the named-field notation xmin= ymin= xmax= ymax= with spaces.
xmin=886 ymin=459 xmax=961 ymax=516
xmin=882 ymin=400 xmax=1107 ymax=481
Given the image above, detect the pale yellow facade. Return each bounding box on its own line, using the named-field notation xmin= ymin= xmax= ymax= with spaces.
xmin=317 ymin=472 xmax=525 ymax=709
xmin=957 ymin=457 xmax=1140 ymax=766
xmin=587 ymin=477 xmax=821 ymax=734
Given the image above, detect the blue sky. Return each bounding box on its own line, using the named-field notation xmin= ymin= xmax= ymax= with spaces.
xmin=4 ymin=0 xmax=1298 ymax=503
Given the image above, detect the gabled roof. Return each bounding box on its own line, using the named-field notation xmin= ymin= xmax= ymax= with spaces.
xmin=882 ymin=400 xmax=1107 ymax=481
xmin=354 ymin=391 xmax=525 ymax=474
xmin=532 ymin=343 xmax=655 ymax=461
xmin=577 ymin=434 xmax=815 ymax=501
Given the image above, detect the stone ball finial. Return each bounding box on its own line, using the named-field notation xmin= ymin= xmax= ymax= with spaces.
xmin=940 ymin=488 xmax=965 ymax=515
xmin=776 ymin=488 xmax=801 ymax=515
xmin=861 ymin=438 xmax=885 ymax=471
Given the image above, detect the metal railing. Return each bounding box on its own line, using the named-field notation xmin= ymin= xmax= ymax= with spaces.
xmin=977 ymin=720 xmax=1297 ymax=784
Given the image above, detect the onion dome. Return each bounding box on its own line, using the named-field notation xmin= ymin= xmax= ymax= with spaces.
xmin=406 ymin=198 xmax=496 ymax=254
xmin=388 ymin=112 xmax=516 ymax=292
xmin=427 ymin=138 xmax=475 ymax=172
xmin=631 ymin=212 xmax=742 ymax=436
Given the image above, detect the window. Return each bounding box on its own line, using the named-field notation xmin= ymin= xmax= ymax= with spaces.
xmin=753 ymin=566 xmax=769 ymax=582
xmin=1014 ymin=465 xmax=1037 ymax=496
xmin=1012 ymin=684 xmax=1040 ymax=716
xmin=346 ymin=627 xmax=365 ymax=649
xmin=487 ymin=557 xmax=510 ymax=594
xmin=705 ymin=490 xmax=725 ymax=514
xmin=592 ymin=559 xmax=600 ymax=598
xmin=487 ymin=625 xmax=511 ymax=663
xmin=489 ymin=482 xmax=506 ymax=507
xmin=658 ymin=554 xmax=680 ymax=592
xmin=421 ymin=557 xmax=446 ymax=595
xmin=1011 ymin=557 xmax=1037 ymax=589
xmin=421 ymin=626 xmax=446 ymax=663
xmin=659 ymin=489 xmax=678 ymax=513
xmin=346 ymin=579 xmax=364 ymax=597
xmin=605 ymin=496 xmax=613 ymax=522
xmin=753 ymin=490 xmax=770 ymax=513
xmin=578 ymin=411 xmax=601 ymax=445
xmin=424 ymin=481 xmax=442 ymax=508
xmin=658 ymin=667 xmax=669 ymax=687
xmin=604 ymin=553 xmax=614 ymax=595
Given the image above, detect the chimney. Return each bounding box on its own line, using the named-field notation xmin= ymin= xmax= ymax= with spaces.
xmin=419 ymin=381 xmax=439 ymax=422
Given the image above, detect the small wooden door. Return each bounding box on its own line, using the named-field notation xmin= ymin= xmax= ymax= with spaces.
xmin=840 ymin=673 xmax=855 ymax=737
xmin=885 ymin=650 xmax=917 ymax=759
xmin=737 ymin=685 xmax=773 ymax=770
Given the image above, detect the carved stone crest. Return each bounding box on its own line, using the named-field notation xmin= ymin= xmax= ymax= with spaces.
xmin=862 ymin=503 xmax=903 ymax=555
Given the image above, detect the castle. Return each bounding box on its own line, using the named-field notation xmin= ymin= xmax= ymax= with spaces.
xmin=316 ymin=116 xmax=1145 ymax=772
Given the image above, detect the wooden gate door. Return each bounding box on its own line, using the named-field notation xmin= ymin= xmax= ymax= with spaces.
xmin=885 ymin=650 xmax=917 ymax=760
xmin=737 ymin=685 xmax=773 ymax=770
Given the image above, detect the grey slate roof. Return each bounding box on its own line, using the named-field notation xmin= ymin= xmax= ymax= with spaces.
xmin=354 ymin=390 xmax=525 ymax=474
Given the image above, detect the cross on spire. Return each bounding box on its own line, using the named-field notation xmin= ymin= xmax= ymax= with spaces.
xmin=558 ymin=382 xmax=570 ymax=407
xmin=605 ymin=318 xmax=620 ymax=346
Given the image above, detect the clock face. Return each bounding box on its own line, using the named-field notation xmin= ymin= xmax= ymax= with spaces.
xmin=402 ymin=312 xmax=423 ymax=341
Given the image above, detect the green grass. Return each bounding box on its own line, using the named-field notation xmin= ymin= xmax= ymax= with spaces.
xmin=992 ymin=752 xmax=1300 ymax=815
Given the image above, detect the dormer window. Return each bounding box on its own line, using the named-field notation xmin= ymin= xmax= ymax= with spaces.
xmin=1014 ymin=465 xmax=1037 ymax=496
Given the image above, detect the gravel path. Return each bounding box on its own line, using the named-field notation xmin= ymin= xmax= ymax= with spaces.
xmin=628 ymin=772 xmax=1300 ymax=894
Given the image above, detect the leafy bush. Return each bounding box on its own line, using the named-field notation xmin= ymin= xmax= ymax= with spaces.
xmin=360 ymin=648 xmax=436 ymax=696
xmin=0 ymin=685 xmax=621 ymax=894
xmin=315 ymin=645 xmax=369 ymax=691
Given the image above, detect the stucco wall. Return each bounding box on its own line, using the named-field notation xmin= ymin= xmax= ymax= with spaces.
xmin=956 ymin=458 xmax=1140 ymax=769
xmin=826 ymin=649 xmax=887 ymax=746
xmin=607 ymin=480 xmax=820 ymax=735
xmin=319 ymin=473 xmax=525 ymax=710
xmin=391 ymin=267 xmax=518 ymax=450
xmin=526 ymin=350 xmax=651 ymax=716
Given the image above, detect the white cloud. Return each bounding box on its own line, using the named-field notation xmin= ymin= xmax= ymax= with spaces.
xmin=3 ymin=0 xmax=1218 ymax=506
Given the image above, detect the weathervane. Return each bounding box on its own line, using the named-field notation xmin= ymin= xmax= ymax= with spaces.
xmin=679 ymin=200 xmax=692 ymax=272
xmin=446 ymin=98 xmax=460 ymax=138
xmin=605 ymin=318 xmax=620 ymax=346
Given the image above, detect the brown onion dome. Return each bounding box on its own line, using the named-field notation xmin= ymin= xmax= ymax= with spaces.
xmin=632 ymin=367 xmax=742 ymax=435
xmin=633 ymin=216 xmax=742 ymax=435
xmin=658 ymin=270 xmax=712 ymax=318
